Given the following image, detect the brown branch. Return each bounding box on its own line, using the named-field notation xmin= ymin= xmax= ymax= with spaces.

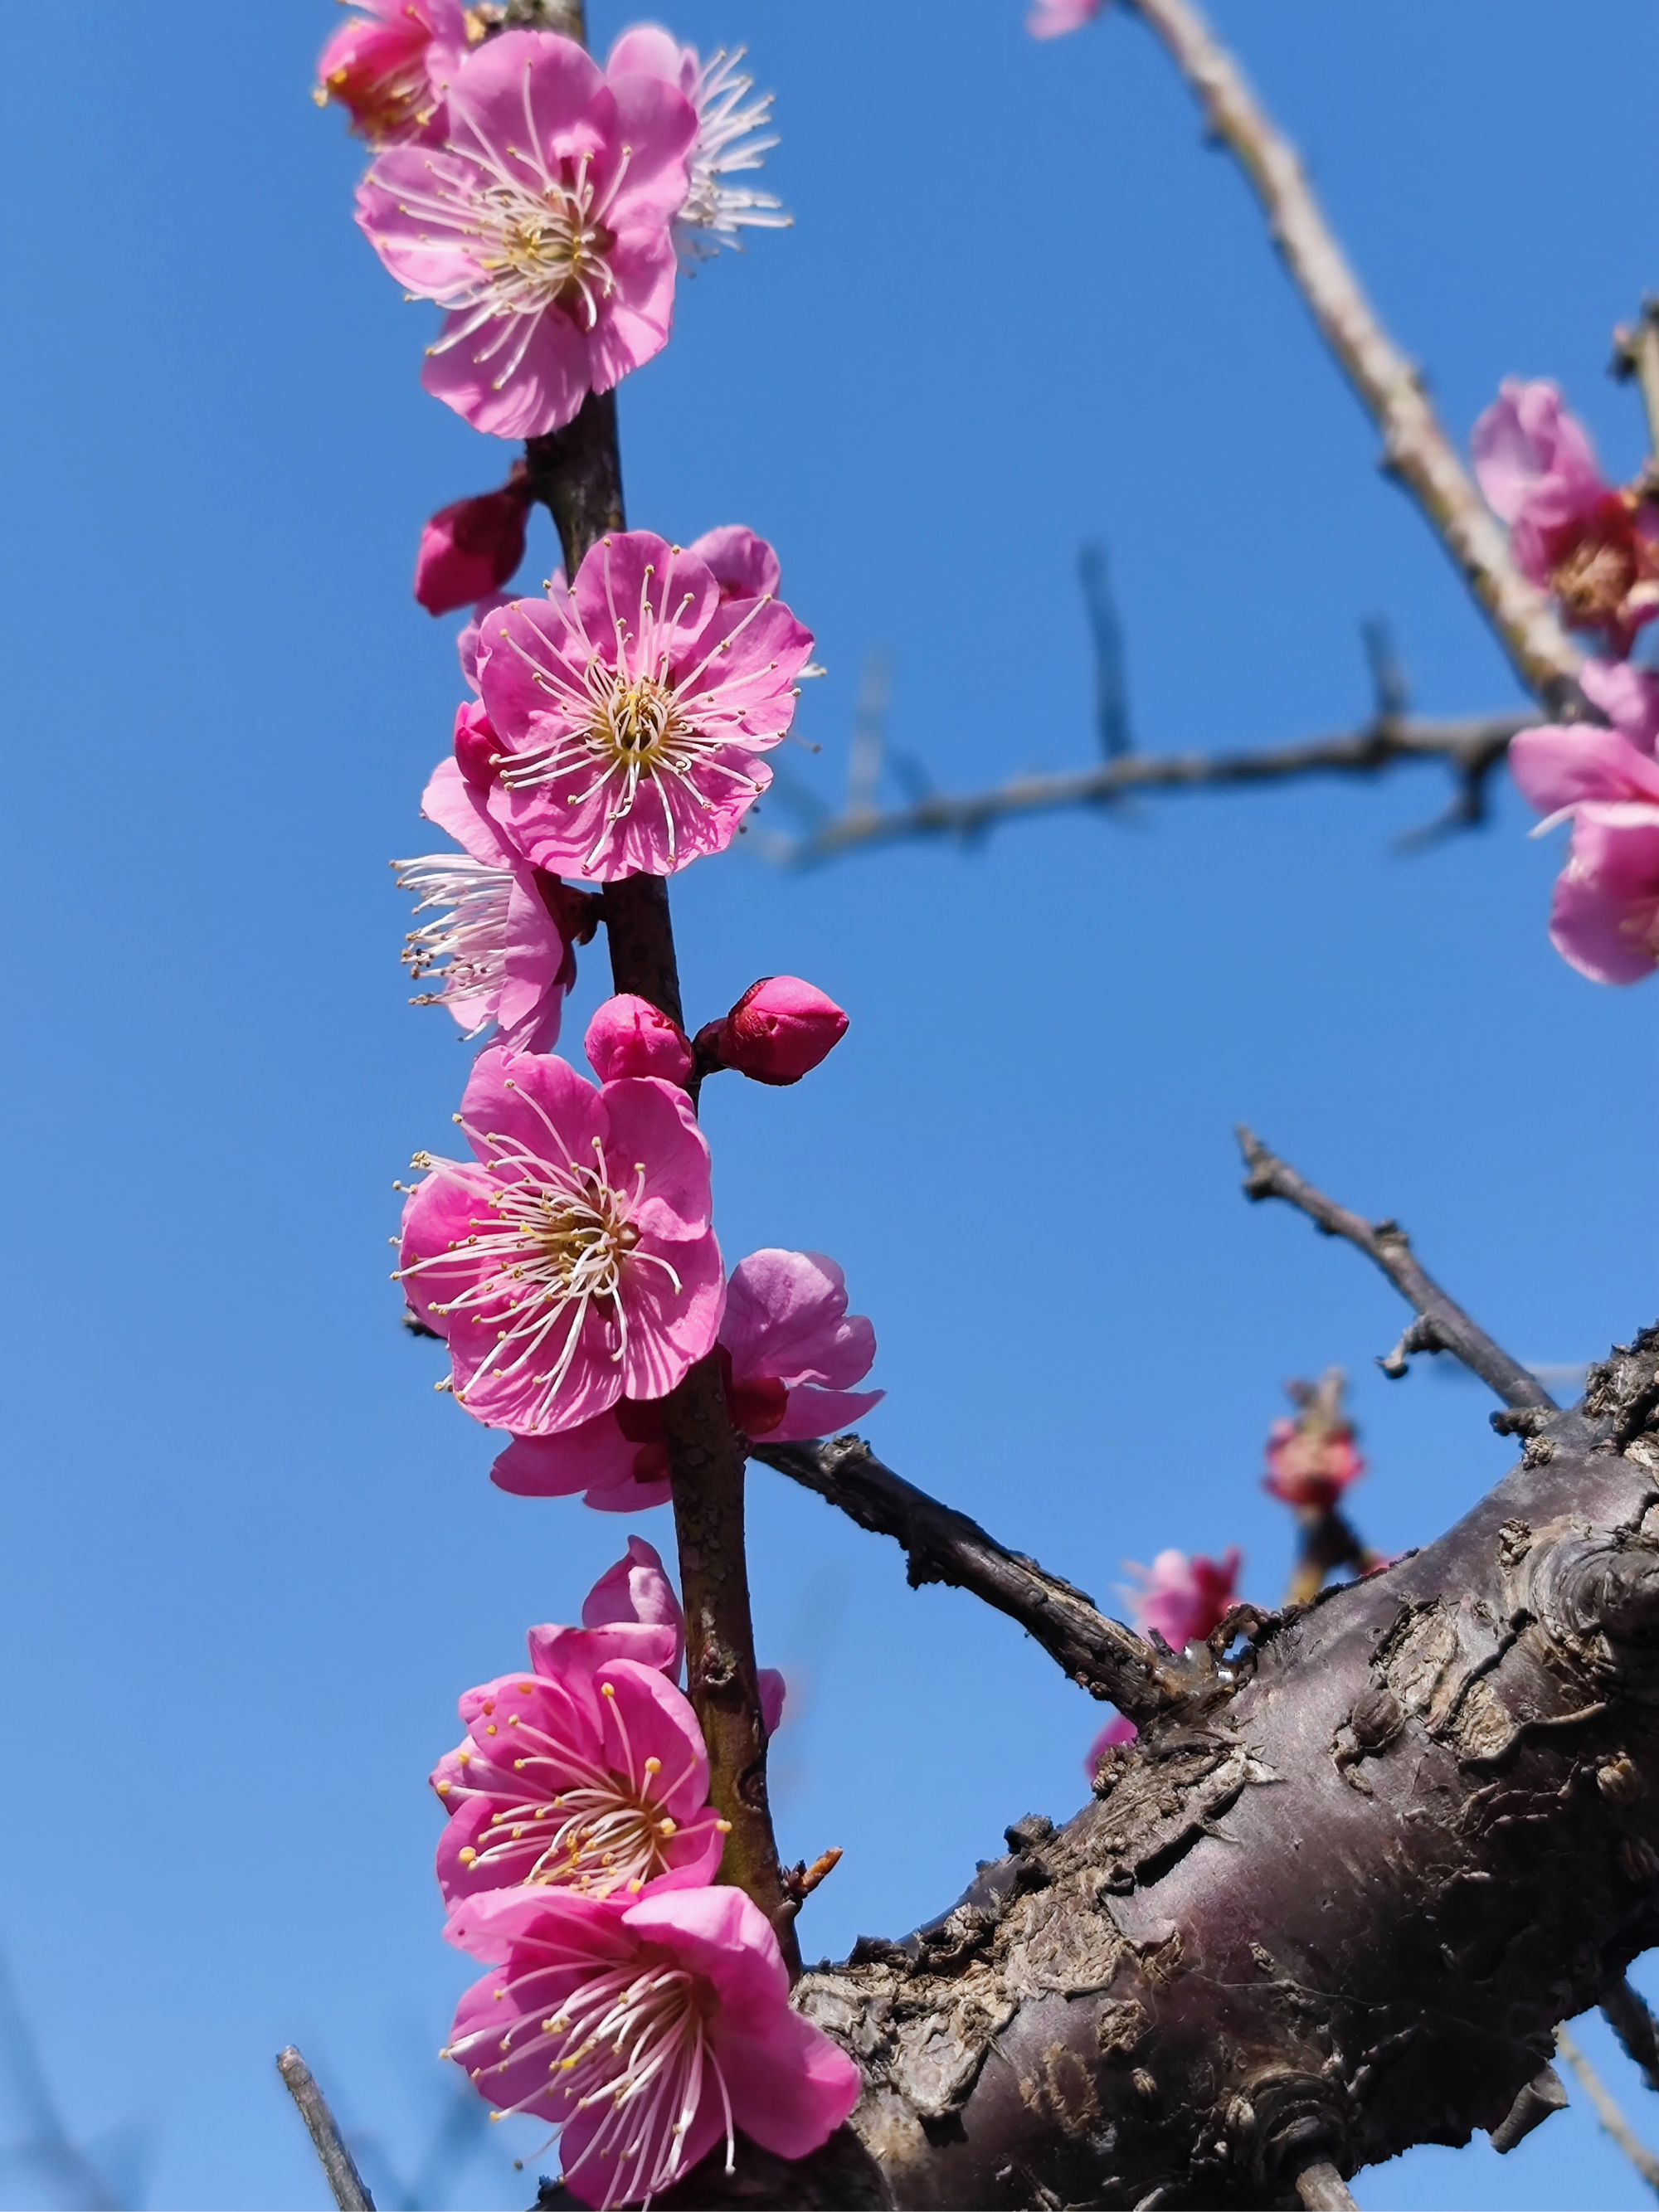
xmin=770 ymin=710 xmax=1526 ymax=866
xmin=752 ymin=1433 xmax=1194 ymax=1723
xmin=1121 ymin=0 xmax=1584 ymax=714
xmin=276 ymin=2047 xmax=374 ymax=2212
xmin=1556 ymin=2026 xmax=1659 ymax=2199
xmin=1238 ymin=1126 xmax=1556 ymax=1413
xmin=1603 ymin=1976 xmax=1659 ymax=2098
xmin=513 ymin=7 xmax=792 ymax=1968
xmin=1285 ymin=1503 xmax=1380 ymax=1607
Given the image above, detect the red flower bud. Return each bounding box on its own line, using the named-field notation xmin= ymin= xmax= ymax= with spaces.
xmin=701 ymin=976 xmax=848 ymax=1087
xmin=414 ymin=471 xmax=531 ymax=616
xmin=585 ymin=994 xmax=694 ymax=1086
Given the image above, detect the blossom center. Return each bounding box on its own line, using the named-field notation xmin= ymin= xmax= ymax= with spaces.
xmin=594 ymin=673 xmax=686 ymax=766
xmin=476 ymin=158 xmax=620 ymax=330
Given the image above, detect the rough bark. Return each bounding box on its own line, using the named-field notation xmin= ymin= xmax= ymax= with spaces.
xmin=649 ymin=1330 xmax=1659 ymax=2206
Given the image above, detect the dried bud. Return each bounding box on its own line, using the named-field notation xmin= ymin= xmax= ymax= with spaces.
xmin=700 ymin=976 xmax=849 ymax=1087
xmin=414 ymin=470 xmax=531 ymax=616
xmin=585 ymin=994 xmax=694 ymax=1086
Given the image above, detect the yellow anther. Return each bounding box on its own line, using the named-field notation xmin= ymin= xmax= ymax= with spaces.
xmin=485 ymin=1723 xmax=498 ymax=1735
xmin=435 ymin=1779 xmax=451 ymax=1796
xmin=643 ymin=1757 xmax=661 ymax=1775
xmin=716 ymin=1819 xmax=733 ymax=1833
xmin=460 ymin=1847 xmax=479 ymax=1864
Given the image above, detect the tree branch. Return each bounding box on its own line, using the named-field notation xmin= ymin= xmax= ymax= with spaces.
xmin=767 ymin=710 xmax=1526 ymax=867
xmin=1238 ymin=1125 xmax=1556 ymax=1413
xmin=751 ymin=1434 xmax=1199 ymax=1724
xmin=1603 ymin=1976 xmax=1659 ymax=2098
xmin=276 ymin=2048 xmax=374 ymax=2212
xmin=1121 ymin=0 xmax=1584 ymax=714
xmin=1556 ymin=2026 xmax=1659 ymax=2199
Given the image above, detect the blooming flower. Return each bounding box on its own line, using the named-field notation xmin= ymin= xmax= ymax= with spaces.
xmin=397 ymin=1046 xmax=724 ymax=1432
xmin=698 ymin=975 xmax=848 ymax=1086
xmin=585 ymin=994 xmax=694 ymax=1086
xmin=1510 ymin=659 xmax=1659 ymax=982
xmin=606 ymin=30 xmax=790 ymax=264
xmin=444 ymin=1884 xmax=861 ymax=2207
xmin=1121 ymin=1548 xmax=1242 ymax=1653
xmin=492 ymin=1248 xmax=882 ymax=1508
xmin=395 ymin=758 xmax=579 ymax=1053
xmin=1027 ymin=0 xmax=1108 ymax=36
xmin=316 ymin=0 xmax=474 ymax=145
xmin=1263 ymin=1370 xmax=1365 ymax=1513
xmin=416 ymin=471 xmax=533 ymax=615
xmin=1472 ymin=379 xmax=1659 ymax=652
xmin=431 ymin=1646 xmax=726 ymax=1905
xmin=357 ymin=31 xmax=698 ymax=438
xmin=476 ymin=530 xmax=813 ymax=878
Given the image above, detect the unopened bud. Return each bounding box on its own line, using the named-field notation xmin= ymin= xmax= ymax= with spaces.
xmin=585 ymin=994 xmax=694 ymax=1086
xmin=453 ymin=698 xmax=501 ymax=790
xmin=415 ymin=471 xmax=531 ymax=616
xmin=699 ymin=976 xmax=848 ymax=1087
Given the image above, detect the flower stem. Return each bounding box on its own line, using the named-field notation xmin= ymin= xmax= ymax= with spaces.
xmin=524 ymin=390 xmax=795 ymax=1965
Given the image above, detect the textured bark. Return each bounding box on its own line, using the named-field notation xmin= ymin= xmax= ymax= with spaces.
xmin=648 ymin=1330 xmax=1659 ymax=2207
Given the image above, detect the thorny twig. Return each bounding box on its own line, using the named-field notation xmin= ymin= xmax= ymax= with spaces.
xmin=752 ymin=1434 xmax=1194 ymax=1723
xmin=1557 ymin=2025 xmax=1659 ymax=2199
xmin=1238 ymin=1127 xmax=1556 ymax=1414
xmin=277 ymin=2047 xmax=376 ymax=2212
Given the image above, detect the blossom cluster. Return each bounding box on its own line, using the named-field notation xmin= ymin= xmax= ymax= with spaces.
xmin=437 ymin=1539 xmax=859 ymax=2202
xmin=1472 ymin=381 xmax=1659 ymax=984
xmin=326 ymin=10 xmax=786 ymax=440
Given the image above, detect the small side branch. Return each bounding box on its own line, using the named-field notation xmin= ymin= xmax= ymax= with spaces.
xmin=1238 ymin=1128 xmax=1555 ymax=1414
xmin=276 ymin=2048 xmax=374 ymax=2212
xmin=1557 ymin=2025 xmax=1659 ymax=2200
xmin=752 ymin=1434 xmax=1190 ymax=1723
xmin=1603 ymin=1977 xmax=1659 ymax=2098
xmin=1121 ymin=0 xmax=1583 ymax=712
xmin=774 ymin=712 xmax=1525 ymax=866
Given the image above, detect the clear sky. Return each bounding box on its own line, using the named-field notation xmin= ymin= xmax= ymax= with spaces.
xmin=4 ymin=2 xmax=1659 ymax=2206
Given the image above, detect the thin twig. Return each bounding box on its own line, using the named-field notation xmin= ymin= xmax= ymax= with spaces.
xmin=1603 ymin=1978 xmax=1659 ymax=2098
xmin=770 ymin=711 xmax=1525 ymax=866
xmin=1557 ymin=2025 xmax=1659 ymax=2198
xmin=1294 ymin=2161 xmax=1360 ymax=2212
xmin=752 ymin=1434 xmax=1190 ymax=1723
xmin=1237 ymin=1128 xmax=1555 ymax=1413
xmin=276 ymin=2048 xmax=375 ymax=2212
xmin=1121 ymin=0 xmax=1583 ymax=713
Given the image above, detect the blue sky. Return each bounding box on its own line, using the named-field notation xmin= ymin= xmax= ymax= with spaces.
xmin=3 ymin=2 xmax=1659 ymax=2205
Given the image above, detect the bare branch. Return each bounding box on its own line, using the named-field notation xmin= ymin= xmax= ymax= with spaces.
xmin=1295 ymin=2161 xmax=1360 ymax=2212
xmin=1556 ymin=2026 xmax=1659 ymax=2199
xmin=276 ymin=2048 xmax=375 ymax=2212
xmin=752 ymin=1433 xmax=1195 ymax=1723
xmin=1603 ymin=1976 xmax=1659 ymax=2098
xmin=1237 ymin=1127 xmax=1555 ymax=1413
xmin=1121 ymin=0 xmax=1583 ymax=712
xmin=772 ymin=709 xmax=1527 ymax=866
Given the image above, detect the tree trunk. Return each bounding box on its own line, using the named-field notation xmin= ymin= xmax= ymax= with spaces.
xmin=651 ymin=1330 xmax=1659 ymax=2208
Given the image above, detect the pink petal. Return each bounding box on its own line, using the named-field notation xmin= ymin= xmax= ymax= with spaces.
xmin=720 ymin=2008 xmax=863 ymax=2160
xmin=1509 ymin=725 xmax=1659 ymax=815
xmin=616 ymin=1228 xmax=726 ymax=1402
xmin=599 ymin=1077 xmax=714 ymax=1239
xmin=583 ymin=1535 xmax=685 ymax=1671
xmin=419 ymin=756 xmax=520 ymax=868
xmin=766 ymin=1385 xmax=885 ymax=1442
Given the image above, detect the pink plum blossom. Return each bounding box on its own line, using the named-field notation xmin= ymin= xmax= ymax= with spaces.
xmin=583 ymin=1534 xmax=685 ymax=1674
xmin=357 ymin=32 xmax=697 ymax=438
xmin=1510 ymin=659 xmax=1659 ymax=983
xmin=316 ymin=0 xmax=471 ymax=145
xmin=444 ymin=1884 xmax=860 ymax=2206
xmin=1121 ymin=1548 xmax=1242 ymax=1653
xmin=475 ymin=530 xmax=813 ymax=878
xmin=1472 ymin=379 xmax=1659 ymax=651
xmin=698 ymin=976 xmax=848 ymax=1086
xmin=397 ymin=1046 xmax=723 ymax=1433
xmin=1027 ymin=0 xmax=1108 ymax=36
xmin=606 ymin=30 xmax=790 ymax=264
xmin=585 ymin=994 xmax=694 ymax=1086
xmin=431 ymin=1635 xmax=725 ymax=1904
xmin=688 ymin=524 xmax=781 ymax=602
xmin=395 ymin=759 xmax=580 ymax=1053
xmin=492 ymin=1247 xmax=881 ymax=1509
xmin=1263 ymin=1372 xmax=1365 ymax=1513
xmin=416 ymin=471 xmax=532 ymax=615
